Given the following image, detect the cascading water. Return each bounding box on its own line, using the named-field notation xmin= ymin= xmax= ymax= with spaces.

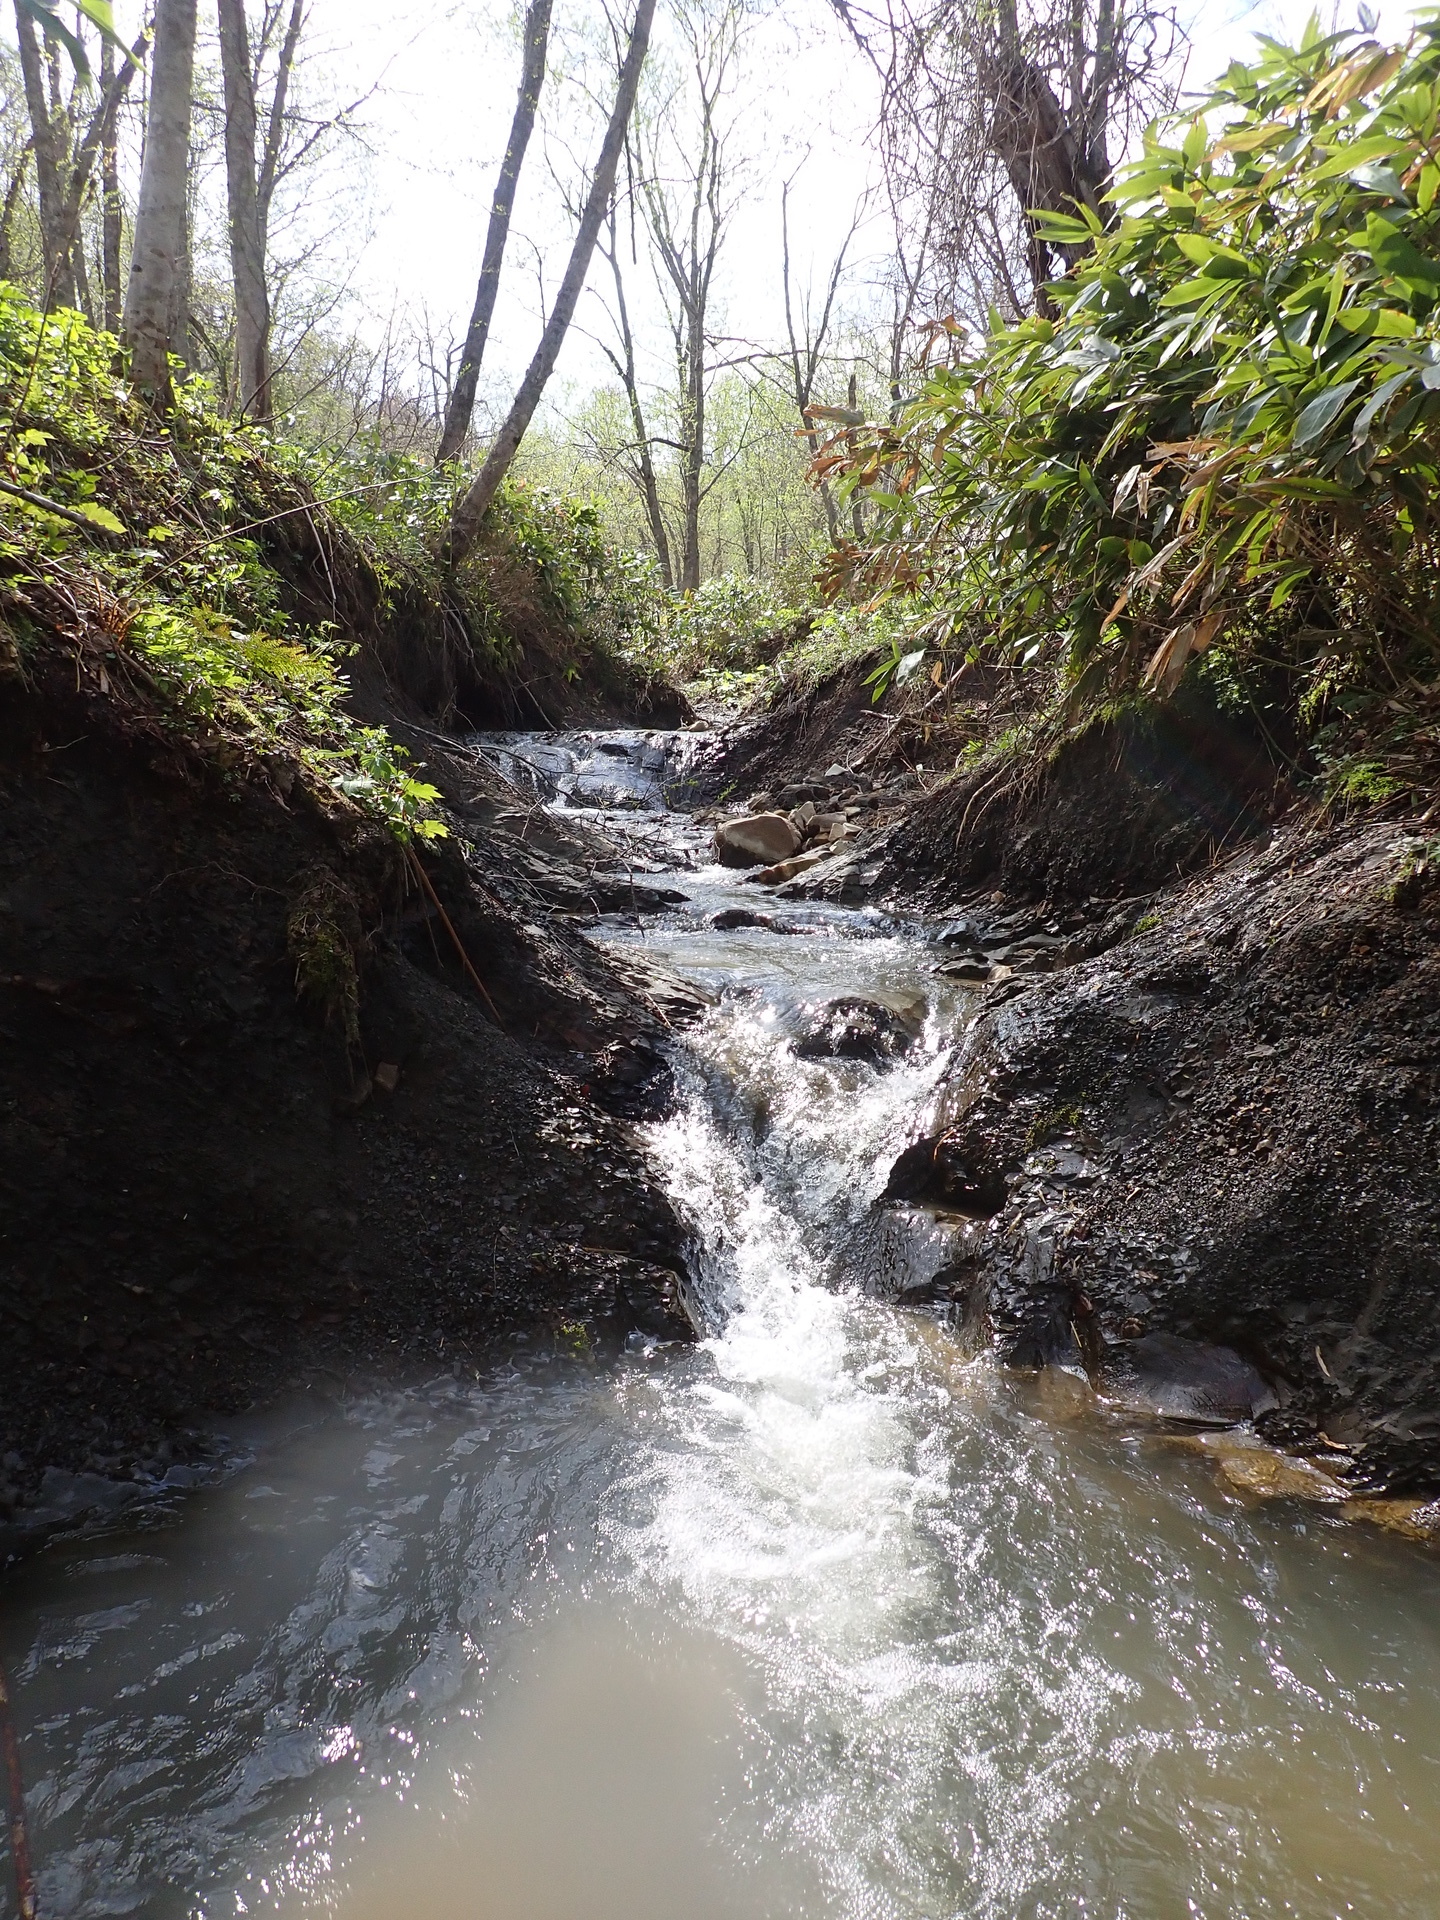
xmin=3 ymin=733 xmax=1440 ymax=1920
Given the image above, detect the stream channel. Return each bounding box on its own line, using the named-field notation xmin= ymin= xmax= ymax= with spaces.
xmin=4 ymin=731 xmax=1440 ymax=1920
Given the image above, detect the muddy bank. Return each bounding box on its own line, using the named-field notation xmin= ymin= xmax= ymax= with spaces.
xmin=0 ymin=642 xmax=694 ymax=1558
xmin=884 ymin=819 xmax=1440 ymax=1492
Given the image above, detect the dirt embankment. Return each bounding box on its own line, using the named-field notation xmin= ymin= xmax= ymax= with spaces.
xmin=0 ymin=616 xmax=693 ymax=1559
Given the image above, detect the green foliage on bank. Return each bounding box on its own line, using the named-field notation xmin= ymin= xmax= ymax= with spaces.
xmin=833 ymin=16 xmax=1440 ymax=794
xmin=0 ymin=287 xmax=664 ymax=831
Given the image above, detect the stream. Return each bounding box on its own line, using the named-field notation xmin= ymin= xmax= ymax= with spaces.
xmin=4 ymin=732 xmax=1440 ymax=1919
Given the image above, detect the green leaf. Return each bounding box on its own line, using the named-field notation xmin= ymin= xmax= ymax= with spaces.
xmin=1305 ymin=134 xmax=1405 ymax=180
xmin=15 ymin=0 xmax=92 ymax=79
xmin=1175 ymin=233 xmax=1254 ymax=278
xmin=1293 ymin=378 xmax=1363 ymax=449
xmin=1031 ymin=210 xmax=1098 ymax=245
xmin=73 ymin=501 xmax=124 ymax=533
xmin=1363 ymin=212 xmax=1440 ymax=288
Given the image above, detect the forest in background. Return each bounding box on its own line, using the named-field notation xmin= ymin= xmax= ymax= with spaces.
xmin=1 ymin=0 xmax=1438 ymax=806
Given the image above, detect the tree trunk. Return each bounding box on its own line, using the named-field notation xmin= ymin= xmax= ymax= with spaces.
xmin=217 ymin=0 xmax=271 ymax=418
xmin=124 ymin=0 xmax=197 ymax=401
xmin=0 ymin=146 xmax=32 ymax=286
xmin=847 ymin=371 xmax=865 ymax=541
xmin=601 ymin=210 xmax=673 ymax=587
xmin=677 ymin=298 xmax=704 ymax=590
xmin=445 ymin=0 xmax=657 ymax=567
xmin=436 ymin=0 xmax=553 ymax=465
xmin=14 ymin=4 xmax=73 ymax=306
xmin=101 ymin=42 xmax=122 ymax=333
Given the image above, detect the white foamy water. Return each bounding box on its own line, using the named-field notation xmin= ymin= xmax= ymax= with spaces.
xmin=4 ymin=866 xmax=1440 ymax=1920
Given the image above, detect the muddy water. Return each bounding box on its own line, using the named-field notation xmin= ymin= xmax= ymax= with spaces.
xmin=4 ymin=735 xmax=1440 ymax=1920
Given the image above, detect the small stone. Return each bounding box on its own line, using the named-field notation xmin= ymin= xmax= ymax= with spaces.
xmin=373 ymin=1062 xmax=401 ymax=1094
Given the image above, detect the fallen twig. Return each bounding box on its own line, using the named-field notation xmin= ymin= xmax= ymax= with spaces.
xmin=406 ymin=845 xmax=504 ymax=1028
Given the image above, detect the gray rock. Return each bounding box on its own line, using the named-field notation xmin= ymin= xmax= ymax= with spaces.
xmin=1099 ymin=1332 xmax=1279 ymax=1426
xmin=714 ymin=812 xmax=803 ymax=867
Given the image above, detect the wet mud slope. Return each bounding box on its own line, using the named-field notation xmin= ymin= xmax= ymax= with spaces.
xmin=0 ymin=646 xmax=693 ymax=1556
xmin=883 ymin=819 xmax=1440 ymax=1492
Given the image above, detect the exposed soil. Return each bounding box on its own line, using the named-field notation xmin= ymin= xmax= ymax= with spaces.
xmin=0 ymin=620 xmax=694 ymax=1560
xmin=894 ymin=817 xmax=1440 ymax=1492
xmin=875 ymin=692 xmax=1292 ymax=906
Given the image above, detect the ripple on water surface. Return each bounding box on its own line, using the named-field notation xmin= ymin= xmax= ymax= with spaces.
xmin=3 ymin=941 xmax=1440 ymax=1920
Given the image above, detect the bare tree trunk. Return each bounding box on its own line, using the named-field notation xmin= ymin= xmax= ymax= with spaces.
xmin=638 ymin=0 xmax=742 ymax=591
xmin=14 ymin=4 xmax=73 ymax=305
xmin=599 ymin=205 xmax=673 ymax=587
xmin=217 ymin=0 xmax=271 ymax=417
xmin=846 ymin=370 xmax=865 ymax=540
xmin=125 ymin=0 xmax=195 ymax=400
xmin=445 ymin=0 xmax=656 ymax=568
xmin=436 ymin=0 xmax=553 ymax=465
xmin=54 ymin=32 xmax=148 ymax=329
xmin=0 ymin=146 xmax=32 ymax=285
xmin=101 ymin=42 xmax=122 ymax=332
xmin=677 ymin=291 xmax=704 ymax=591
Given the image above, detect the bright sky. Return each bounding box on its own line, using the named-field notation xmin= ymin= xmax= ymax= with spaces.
xmin=107 ymin=0 xmax=1430 ymax=421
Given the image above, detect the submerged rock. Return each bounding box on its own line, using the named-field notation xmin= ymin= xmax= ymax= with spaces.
xmin=795 ymin=997 xmax=917 ymax=1065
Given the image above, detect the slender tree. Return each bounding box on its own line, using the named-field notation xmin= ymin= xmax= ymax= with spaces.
xmin=124 ymin=0 xmax=196 ymax=399
xmin=445 ymin=0 xmax=657 ymax=567
xmin=436 ymin=0 xmax=554 ymax=465
xmin=636 ymin=0 xmax=746 ymax=590
xmin=217 ymin=0 xmax=270 ymax=416
xmin=595 ymin=198 xmax=673 ymax=586
xmin=12 ymin=3 xmax=146 ymax=318
xmin=100 ymin=37 xmax=122 ymax=331
xmin=13 ymin=1 xmax=73 ymax=303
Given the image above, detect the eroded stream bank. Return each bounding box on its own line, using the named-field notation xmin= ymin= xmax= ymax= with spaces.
xmin=3 ymin=729 xmax=1440 ymax=1919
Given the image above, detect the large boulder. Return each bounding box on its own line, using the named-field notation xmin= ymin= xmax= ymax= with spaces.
xmin=713 ymin=811 xmax=801 ymax=867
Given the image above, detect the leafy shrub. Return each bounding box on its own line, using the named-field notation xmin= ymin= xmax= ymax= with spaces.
xmin=0 ymin=287 xmax=447 ymax=839
xmin=827 ymin=18 xmax=1440 ymax=768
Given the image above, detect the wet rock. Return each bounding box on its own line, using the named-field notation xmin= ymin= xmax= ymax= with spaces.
xmin=744 ymin=852 xmax=833 ymax=887
xmin=936 ymin=957 xmax=993 ymax=983
xmin=615 ymin=1261 xmax=695 ymax=1343
xmin=1098 ymin=1332 xmax=1279 ymax=1426
xmin=795 ymin=997 xmax=917 ymax=1065
xmin=881 ymin=1132 xmax=1008 ymax=1216
xmin=714 ymin=812 xmax=802 ymax=868
xmin=707 ymin=907 xmax=807 ymax=934
xmin=902 ymin=818 xmax=1440 ymax=1490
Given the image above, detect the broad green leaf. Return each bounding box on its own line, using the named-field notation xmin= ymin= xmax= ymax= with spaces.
xmin=1305 ymin=134 xmax=1407 ymax=180
xmin=1290 ymin=376 xmax=1363 ymax=450
xmin=74 ymin=501 xmax=124 ymax=532
xmin=1363 ymin=212 xmax=1440 ymax=286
